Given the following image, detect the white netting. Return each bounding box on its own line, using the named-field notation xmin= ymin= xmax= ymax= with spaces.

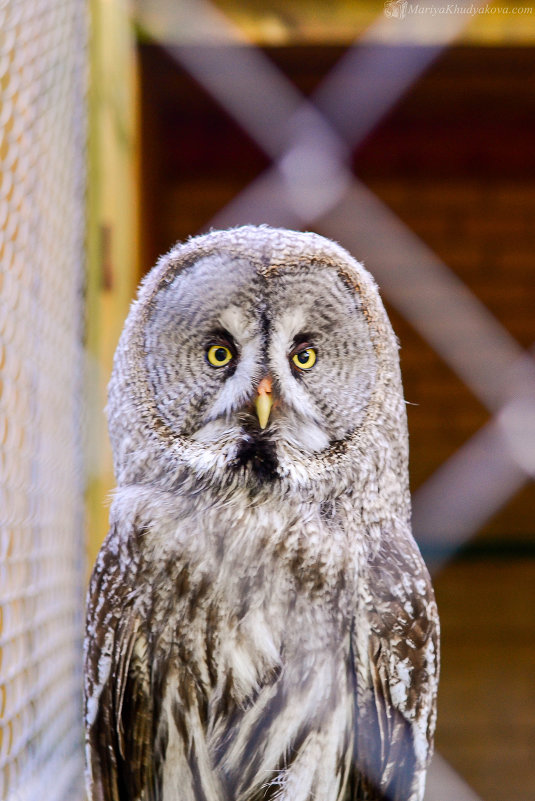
xmin=0 ymin=1 xmax=87 ymax=799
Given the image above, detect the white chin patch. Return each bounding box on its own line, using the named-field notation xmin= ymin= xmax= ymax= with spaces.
xmin=193 ymin=413 xmax=328 ymax=454
xmin=192 ymin=404 xmax=329 ymax=463
xmin=191 ymin=419 xmax=243 ymax=446
xmin=276 ymin=413 xmax=330 ymax=454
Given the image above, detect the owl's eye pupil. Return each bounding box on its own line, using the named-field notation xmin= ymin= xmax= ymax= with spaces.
xmin=214 ymin=348 xmax=227 ymax=361
xmin=297 ymin=351 xmax=308 ymax=364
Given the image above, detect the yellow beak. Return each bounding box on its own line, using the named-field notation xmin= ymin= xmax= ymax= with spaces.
xmin=255 ymin=376 xmax=273 ymax=429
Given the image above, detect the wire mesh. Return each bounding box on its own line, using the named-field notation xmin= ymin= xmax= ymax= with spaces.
xmin=0 ymin=0 xmax=87 ymax=799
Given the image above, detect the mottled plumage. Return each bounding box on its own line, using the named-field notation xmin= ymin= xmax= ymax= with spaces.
xmin=84 ymin=225 xmax=439 ymax=801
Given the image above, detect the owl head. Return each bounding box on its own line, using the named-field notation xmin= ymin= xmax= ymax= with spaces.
xmin=108 ymin=226 xmax=409 ymax=520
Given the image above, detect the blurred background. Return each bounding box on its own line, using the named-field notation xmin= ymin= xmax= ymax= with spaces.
xmin=0 ymin=0 xmax=534 ymax=799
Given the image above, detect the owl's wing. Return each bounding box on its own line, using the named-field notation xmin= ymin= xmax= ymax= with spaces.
xmin=350 ymin=535 xmax=439 ymax=801
xmin=84 ymin=525 xmax=154 ymax=801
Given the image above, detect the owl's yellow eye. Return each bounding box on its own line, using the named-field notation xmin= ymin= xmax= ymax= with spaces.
xmin=292 ymin=347 xmax=317 ymax=370
xmin=206 ymin=344 xmax=233 ymax=368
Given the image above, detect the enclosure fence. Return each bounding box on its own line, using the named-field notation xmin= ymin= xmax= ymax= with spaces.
xmin=0 ymin=1 xmax=87 ymax=798
xmin=0 ymin=0 xmax=533 ymax=798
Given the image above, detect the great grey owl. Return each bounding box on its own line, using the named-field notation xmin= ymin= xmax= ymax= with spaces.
xmin=84 ymin=225 xmax=439 ymax=801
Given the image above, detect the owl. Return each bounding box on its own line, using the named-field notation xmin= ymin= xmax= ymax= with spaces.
xmin=84 ymin=225 xmax=439 ymax=801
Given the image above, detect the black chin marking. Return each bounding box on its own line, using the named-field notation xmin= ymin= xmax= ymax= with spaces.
xmin=234 ymin=435 xmax=278 ymax=482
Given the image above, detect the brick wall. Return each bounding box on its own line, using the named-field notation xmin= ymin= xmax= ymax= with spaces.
xmin=369 ymin=177 xmax=535 ymax=541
